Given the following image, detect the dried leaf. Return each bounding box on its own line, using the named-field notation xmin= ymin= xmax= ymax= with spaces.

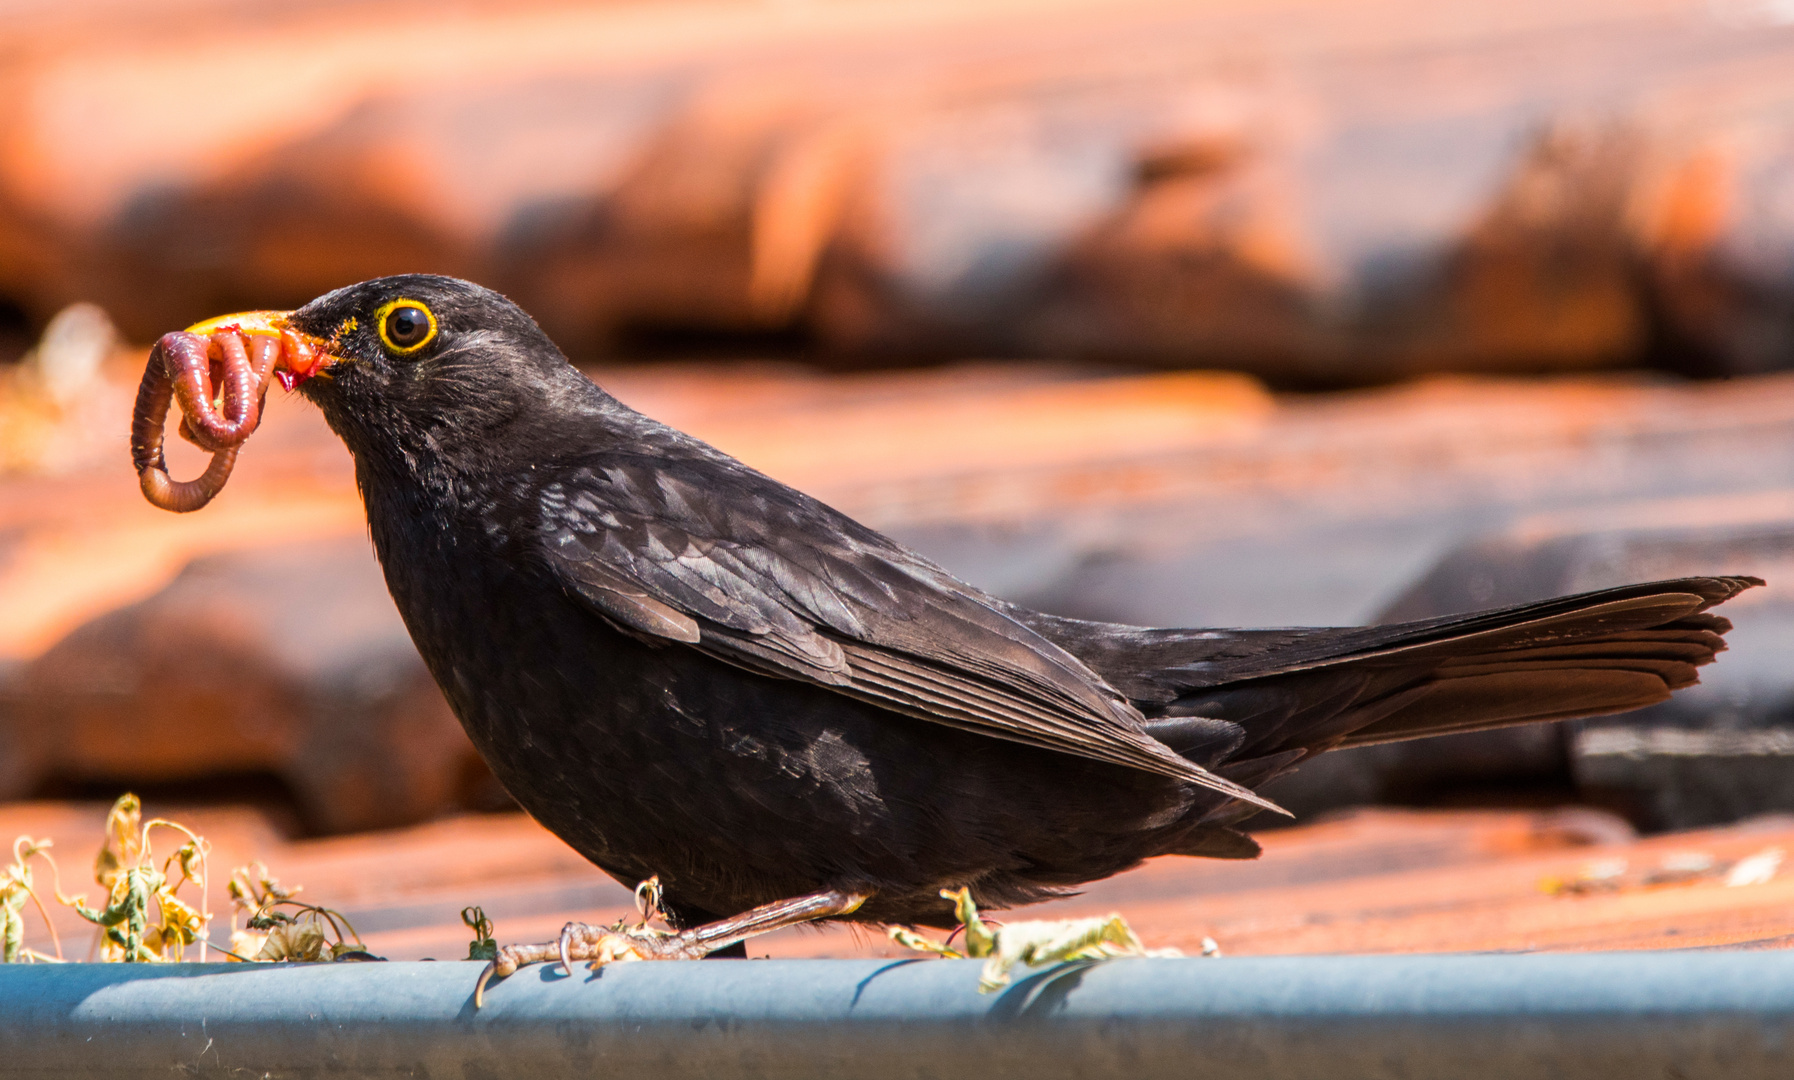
xmin=227 ymin=860 xmax=373 ymax=962
xmin=2 ymin=902 xmax=21 ymax=964
xmin=228 ymin=928 xmax=268 ymax=961
xmin=891 ymin=888 xmax=1183 ymax=992
xmin=2 ymin=838 xmax=55 ymax=962
xmin=95 ymin=794 xmax=142 ymax=891
xmin=463 ymin=906 xmax=497 ymax=962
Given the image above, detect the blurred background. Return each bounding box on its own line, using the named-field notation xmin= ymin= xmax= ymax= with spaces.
xmin=6 ymin=0 xmax=1794 ymax=959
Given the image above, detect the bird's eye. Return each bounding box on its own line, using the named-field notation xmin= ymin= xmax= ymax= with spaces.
xmin=377 ymin=300 xmax=438 ymax=354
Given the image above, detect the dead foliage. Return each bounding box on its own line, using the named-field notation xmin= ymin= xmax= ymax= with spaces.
xmin=2 ymin=793 xmax=398 ymax=964
xmin=889 ymin=887 xmax=1204 ymax=992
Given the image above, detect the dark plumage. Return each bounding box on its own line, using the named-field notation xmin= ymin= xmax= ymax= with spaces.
xmin=280 ymin=274 xmax=1756 ymax=930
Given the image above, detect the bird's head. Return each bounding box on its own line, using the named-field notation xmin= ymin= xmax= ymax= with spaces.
xmin=196 ymin=274 xmax=590 ymax=468
xmin=133 ymin=275 xmax=625 ymax=512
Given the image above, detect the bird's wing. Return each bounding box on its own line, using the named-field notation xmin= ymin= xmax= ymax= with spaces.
xmin=533 ymin=456 xmax=1277 ymax=810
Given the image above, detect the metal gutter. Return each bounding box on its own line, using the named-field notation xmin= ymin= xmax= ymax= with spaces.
xmin=3 ymin=952 xmax=1793 ymax=1079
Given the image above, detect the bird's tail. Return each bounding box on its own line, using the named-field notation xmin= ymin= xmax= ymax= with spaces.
xmin=1015 ymin=575 xmax=1761 ymax=789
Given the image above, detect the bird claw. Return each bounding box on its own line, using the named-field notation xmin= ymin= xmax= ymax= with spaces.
xmin=557 ymin=919 xmax=708 ymax=974
xmin=474 ymin=885 xmax=869 ymax=1007
xmin=474 ymin=920 xmax=712 ymax=1007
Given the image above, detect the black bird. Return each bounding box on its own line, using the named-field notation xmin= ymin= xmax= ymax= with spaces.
xmin=183 ymin=275 xmax=1758 ymax=969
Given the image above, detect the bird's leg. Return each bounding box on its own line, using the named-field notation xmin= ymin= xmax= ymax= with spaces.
xmin=474 ymin=888 xmax=868 ymax=1006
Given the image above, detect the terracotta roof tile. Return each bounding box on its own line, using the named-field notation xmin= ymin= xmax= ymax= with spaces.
xmin=7 ymin=802 xmax=1789 ymax=963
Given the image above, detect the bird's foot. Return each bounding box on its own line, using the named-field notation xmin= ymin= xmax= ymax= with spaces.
xmin=474 ymin=887 xmax=868 ymax=1006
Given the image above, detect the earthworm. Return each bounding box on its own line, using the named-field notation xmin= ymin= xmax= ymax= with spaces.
xmin=131 ymin=330 xmax=273 ymax=512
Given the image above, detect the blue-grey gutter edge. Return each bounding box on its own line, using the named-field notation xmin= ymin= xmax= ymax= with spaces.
xmin=3 ymin=952 xmax=1793 ymax=1079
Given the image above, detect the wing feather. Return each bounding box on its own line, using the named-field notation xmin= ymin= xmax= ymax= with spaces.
xmin=534 ymin=460 xmax=1280 ymax=812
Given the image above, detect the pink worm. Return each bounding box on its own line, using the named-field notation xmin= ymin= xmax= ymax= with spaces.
xmin=130 ymin=330 xmax=279 ymax=512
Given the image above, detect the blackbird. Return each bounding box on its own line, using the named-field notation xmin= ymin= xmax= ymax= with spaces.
xmin=161 ymin=275 xmax=1757 ymax=972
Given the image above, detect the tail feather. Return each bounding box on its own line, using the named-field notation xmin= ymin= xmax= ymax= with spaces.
xmin=1337 ymin=669 xmax=1672 ymax=748
xmin=1015 ymin=575 xmax=1762 ymax=785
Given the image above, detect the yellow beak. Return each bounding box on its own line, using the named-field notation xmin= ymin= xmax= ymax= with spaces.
xmin=183 ymin=309 xmax=291 ymax=337
xmin=182 ymin=310 xmax=336 ymax=387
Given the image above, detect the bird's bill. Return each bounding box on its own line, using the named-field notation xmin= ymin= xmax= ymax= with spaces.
xmin=183 ymin=310 xmax=337 ymax=389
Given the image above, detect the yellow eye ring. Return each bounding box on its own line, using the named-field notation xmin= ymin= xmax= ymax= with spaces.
xmin=375 ymin=298 xmax=438 ymax=354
